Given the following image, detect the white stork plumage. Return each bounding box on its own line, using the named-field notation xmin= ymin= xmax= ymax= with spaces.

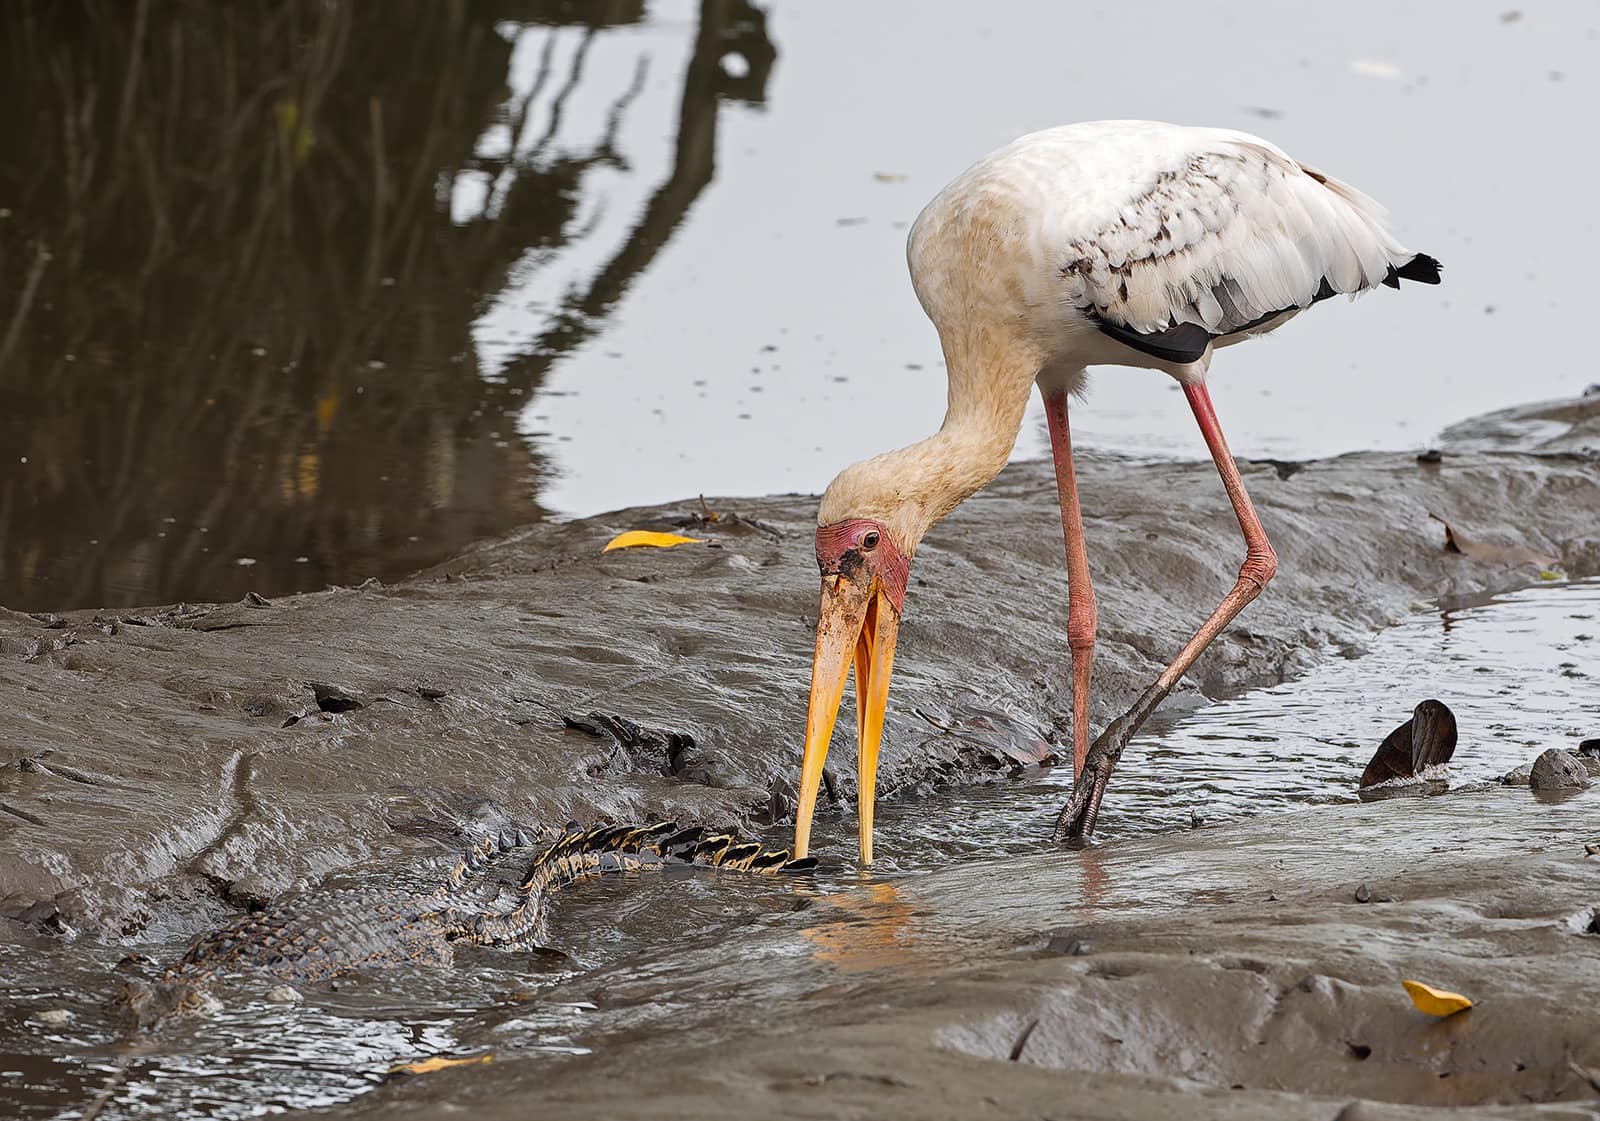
xmin=792 ymin=120 xmax=1441 ymax=862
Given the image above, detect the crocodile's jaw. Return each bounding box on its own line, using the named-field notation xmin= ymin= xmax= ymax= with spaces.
xmin=795 ymin=575 xmax=899 ymax=865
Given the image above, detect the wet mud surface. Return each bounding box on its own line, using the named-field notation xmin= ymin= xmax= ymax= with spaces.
xmin=2 ymin=394 xmax=1599 ymax=1118
xmin=304 ymin=791 xmax=1600 ymax=1121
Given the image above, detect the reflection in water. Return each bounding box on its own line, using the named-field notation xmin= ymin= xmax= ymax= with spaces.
xmin=800 ymin=880 xmax=917 ymax=972
xmin=0 ymin=1 xmax=774 ymax=611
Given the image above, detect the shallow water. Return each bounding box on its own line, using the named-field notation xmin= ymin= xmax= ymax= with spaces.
xmin=856 ymin=576 xmax=1599 ymax=869
xmin=3 ymin=0 xmax=1596 ymax=609
xmin=3 ymin=578 xmax=1594 ymax=1118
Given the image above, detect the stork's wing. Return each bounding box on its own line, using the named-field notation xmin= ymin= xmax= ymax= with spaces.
xmin=1059 ymin=136 xmax=1440 ymax=365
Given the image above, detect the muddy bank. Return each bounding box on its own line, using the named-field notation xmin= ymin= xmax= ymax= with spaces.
xmin=2 ymin=394 xmax=1599 ymax=934
xmin=295 ymin=787 xmax=1600 ymax=1120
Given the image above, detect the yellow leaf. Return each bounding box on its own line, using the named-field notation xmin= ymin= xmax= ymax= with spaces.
xmin=315 ymin=389 xmax=340 ymax=436
xmin=274 ymin=99 xmax=315 ymax=167
xmin=1401 ymin=979 xmax=1473 ymax=1016
xmin=389 ymin=1053 xmax=493 ymax=1076
xmin=601 ymin=531 xmax=704 ymax=553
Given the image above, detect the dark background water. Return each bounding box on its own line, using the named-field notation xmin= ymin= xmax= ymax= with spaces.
xmin=0 ymin=0 xmax=775 ymax=610
xmin=2 ymin=0 xmax=1595 ymax=610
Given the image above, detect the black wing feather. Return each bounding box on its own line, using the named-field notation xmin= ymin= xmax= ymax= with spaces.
xmin=1091 ymin=254 xmax=1441 ymax=365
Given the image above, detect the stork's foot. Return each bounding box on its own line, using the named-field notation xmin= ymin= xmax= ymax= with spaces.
xmin=1052 ymin=681 xmax=1173 ymax=843
xmin=1051 ymin=717 xmax=1128 ymax=843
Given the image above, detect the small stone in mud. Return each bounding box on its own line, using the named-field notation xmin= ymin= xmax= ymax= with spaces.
xmin=1354 ymin=883 xmax=1372 ymax=903
xmin=264 ymin=985 xmax=303 ymax=1004
xmin=1529 ymin=749 xmax=1591 ymax=791
xmin=1501 ymin=763 xmax=1533 ymax=786
xmin=1045 ymin=934 xmax=1091 ymax=955
xmin=30 ymin=1009 xmax=74 ymax=1026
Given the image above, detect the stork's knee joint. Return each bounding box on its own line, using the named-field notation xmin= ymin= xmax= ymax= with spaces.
xmin=1240 ymin=545 xmax=1278 ymax=590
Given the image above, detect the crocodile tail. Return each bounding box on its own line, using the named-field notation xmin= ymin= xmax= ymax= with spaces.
xmin=446 ymin=825 xmax=545 ymax=889
xmin=467 ymin=821 xmax=815 ymax=947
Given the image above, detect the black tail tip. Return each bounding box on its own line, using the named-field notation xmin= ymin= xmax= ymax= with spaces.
xmin=1390 ymin=252 xmax=1442 ymax=287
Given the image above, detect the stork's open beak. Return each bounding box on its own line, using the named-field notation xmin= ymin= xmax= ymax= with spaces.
xmin=794 ymin=573 xmax=900 ymax=863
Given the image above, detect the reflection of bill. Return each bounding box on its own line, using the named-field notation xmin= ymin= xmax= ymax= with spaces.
xmin=800 ymin=881 xmax=918 ymax=972
xmin=800 ymin=849 xmax=1114 ymax=970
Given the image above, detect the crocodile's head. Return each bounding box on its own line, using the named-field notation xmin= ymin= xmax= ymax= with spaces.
xmin=109 ymin=977 xmax=223 ymax=1029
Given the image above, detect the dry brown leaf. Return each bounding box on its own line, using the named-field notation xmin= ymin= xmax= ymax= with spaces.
xmin=389 ymin=1053 xmax=493 ymax=1076
xmin=601 ymin=530 xmax=703 ymax=553
xmin=1431 ymin=514 xmax=1557 ymax=567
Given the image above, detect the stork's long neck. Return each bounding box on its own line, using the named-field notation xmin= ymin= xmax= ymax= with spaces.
xmin=892 ymin=400 xmax=1026 ymax=523
xmin=836 ymin=328 xmax=1044 ymax=550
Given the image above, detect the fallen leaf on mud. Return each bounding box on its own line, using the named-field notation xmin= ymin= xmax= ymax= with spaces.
xmin=1429 ymin=514 xmax=1557 ymax=567
xmin=389 ymin=1054 xmax=493 ymax=1076
xmin=1401 ymin=979 xmax=1473 ymax=1016
xmin=601 ymin=531 xmax=704 ymax=553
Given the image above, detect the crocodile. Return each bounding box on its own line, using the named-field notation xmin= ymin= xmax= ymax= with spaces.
xmin=112 ymin=821 xmax=814 ymax=1027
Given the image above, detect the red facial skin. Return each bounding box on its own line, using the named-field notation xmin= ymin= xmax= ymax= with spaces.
xmin=814 ymin=519 xmax=910 ymax=613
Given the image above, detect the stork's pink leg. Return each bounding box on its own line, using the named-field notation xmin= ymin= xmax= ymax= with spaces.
xmin=1042 ymin=387 xmax=1097 ymax=778
xmin=1054 ymin=381 xmax=1277 ymax=841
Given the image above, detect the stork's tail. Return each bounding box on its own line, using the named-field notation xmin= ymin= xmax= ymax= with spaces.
xmin=1382 ymin=252 xmax=1442 ymax=288
xmin=468 ymin=821 xmax=815 ymax=947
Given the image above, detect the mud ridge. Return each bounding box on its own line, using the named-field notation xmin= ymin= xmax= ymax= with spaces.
xmin=1 ymin=393 xmax=1598 ymax=934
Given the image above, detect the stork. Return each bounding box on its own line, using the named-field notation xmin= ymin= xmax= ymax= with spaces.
xmin=792 ymin=120 xmax=1440 ymax=862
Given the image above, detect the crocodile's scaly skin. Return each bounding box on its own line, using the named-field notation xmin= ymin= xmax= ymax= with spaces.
xmin=113 ymin=822 xmax=813 ymax=1027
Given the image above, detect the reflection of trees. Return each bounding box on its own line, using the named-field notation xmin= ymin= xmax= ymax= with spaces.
xmin=0 ymin=0 xmax=774 ymax=611
xmin=490 ymin=0 xmax=776 ymax=397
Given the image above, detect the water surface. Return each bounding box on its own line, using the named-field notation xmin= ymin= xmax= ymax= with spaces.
xmin=3 ymin=0 xmax=1595 ymax=609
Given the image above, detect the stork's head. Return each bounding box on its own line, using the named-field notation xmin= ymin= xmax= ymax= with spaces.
xmin=794 ymin=459 xmax=929 ymax=865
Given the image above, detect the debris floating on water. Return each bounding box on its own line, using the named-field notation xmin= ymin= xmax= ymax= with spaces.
xmin=389 ymin=1054 xmax=494 ymax=1076
xmin=1359 ymin=699 xmax=1457 ymax=790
